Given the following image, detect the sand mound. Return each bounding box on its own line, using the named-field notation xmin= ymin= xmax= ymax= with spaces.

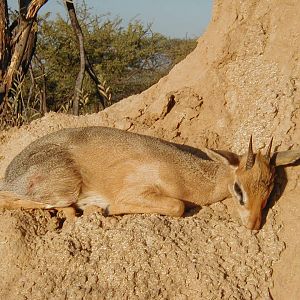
xmin=0 ymin=205 xmax=283 ymax=299
xmin=0 ymin=0 xmax=299 ymax=299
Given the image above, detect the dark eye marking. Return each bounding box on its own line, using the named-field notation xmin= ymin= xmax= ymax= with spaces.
xmin=234 ymin=182 xmax=245 ymax=205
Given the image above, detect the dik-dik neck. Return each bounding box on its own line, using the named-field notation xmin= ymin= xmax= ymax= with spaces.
xmin=178 ymin=156 xmax=233 ymax=206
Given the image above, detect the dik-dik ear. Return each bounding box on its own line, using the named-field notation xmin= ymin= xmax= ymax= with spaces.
xmin=271 ymin=150 xmax=300 ymax=166
xmin=204 ymin=148 xmax=240 ymax=167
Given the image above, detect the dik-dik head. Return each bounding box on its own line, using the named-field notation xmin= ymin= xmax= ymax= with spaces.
xmin=206 ymin=137 xmax=300 ymax=230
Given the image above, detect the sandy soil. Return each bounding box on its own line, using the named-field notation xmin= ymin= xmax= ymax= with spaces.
xmin=0 ymin=204 xmax=284 ymax=299
xmin=0 ymin=0 xmax=299 ymax=299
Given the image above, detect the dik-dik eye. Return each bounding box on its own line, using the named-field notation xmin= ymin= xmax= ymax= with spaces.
xmin=234 ymin=182 xmax=245 ymax=205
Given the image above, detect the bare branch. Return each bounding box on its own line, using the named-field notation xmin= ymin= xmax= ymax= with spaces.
xmin=85 ymin=57 xmax=106 ymax=110
xmin=65 ymin=0 xmax=85 ymax=115
xmin=33 ymin=54 xmax=47 ymax=114
xmin=65 ymin=0 xmax=108 ymax=114
xmin=26 ymin=0 xmax=48 ymax=19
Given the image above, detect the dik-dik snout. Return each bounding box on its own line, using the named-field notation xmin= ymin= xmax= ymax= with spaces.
xmin=234 ymin=185 xmax=274 ymax=230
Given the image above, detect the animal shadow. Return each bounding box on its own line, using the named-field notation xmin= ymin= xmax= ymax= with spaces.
xmin=261 ymin=160 xmax=300 ymax=227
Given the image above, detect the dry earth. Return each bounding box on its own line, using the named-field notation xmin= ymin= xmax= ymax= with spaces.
xmin=0 ymin=0 xmax=300 ymax=299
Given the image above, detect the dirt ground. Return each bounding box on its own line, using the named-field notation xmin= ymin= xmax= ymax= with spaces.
xmin=0 ymin=0 xmax=300 ymax=299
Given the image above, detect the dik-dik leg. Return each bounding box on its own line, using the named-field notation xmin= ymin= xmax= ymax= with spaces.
xmin=107 ymin=192 xmax=185 ymax=217
xmin=0 ymin=191 xmax=48 ymax=209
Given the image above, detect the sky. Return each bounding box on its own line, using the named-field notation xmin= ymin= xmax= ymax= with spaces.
xmin=9 ymin=0 xmax=213 ymax=38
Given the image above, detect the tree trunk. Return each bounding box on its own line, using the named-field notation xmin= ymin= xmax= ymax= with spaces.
xmin=33 ymin=54 xmax=48 ymax=115
xmin=65 ymin=0 xmax=110 ymax=114
xmin=40 ymin=63 xmax=47 ymax=115
xmin=0 ymin=0 xmax=10 ymax=106
xmin=0 ymin=0 xmax=47 ymax=111
xmin=65 ymin=0 xmax=85 ymax=116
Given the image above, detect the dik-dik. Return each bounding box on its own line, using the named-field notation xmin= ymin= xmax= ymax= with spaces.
xmin=0 ymin=126 xmax=299 ymax=230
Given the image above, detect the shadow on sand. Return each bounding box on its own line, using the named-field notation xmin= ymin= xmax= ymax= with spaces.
xmin=261 ymin=159 xmax=300 ymax=228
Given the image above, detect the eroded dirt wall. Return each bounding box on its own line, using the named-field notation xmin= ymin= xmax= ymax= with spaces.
xmin=0 ymin=0 xmax=299 ymax=298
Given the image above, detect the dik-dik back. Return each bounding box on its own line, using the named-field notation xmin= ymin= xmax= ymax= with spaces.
xmin=1 ymin=126 xmax=299 ymax=230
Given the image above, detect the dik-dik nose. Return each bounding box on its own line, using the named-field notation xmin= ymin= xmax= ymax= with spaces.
xmin=245 ymin=214 xmax=262 ymax=230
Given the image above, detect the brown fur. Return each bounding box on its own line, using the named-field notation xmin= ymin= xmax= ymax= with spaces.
xmin=0 ymin=126 xmax=299 ymax=229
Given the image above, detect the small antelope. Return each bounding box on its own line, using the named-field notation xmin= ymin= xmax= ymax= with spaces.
xmin=0 ymin=126 xmax=299 ymax=230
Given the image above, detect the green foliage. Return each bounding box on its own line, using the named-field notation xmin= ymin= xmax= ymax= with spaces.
xmin=0 ymin=2 xmax=195 ymax=128
xmin=1 ymin=3 xmax=196 ymax=130
xmin=28 ymin=6 xmax=196 ymax=113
